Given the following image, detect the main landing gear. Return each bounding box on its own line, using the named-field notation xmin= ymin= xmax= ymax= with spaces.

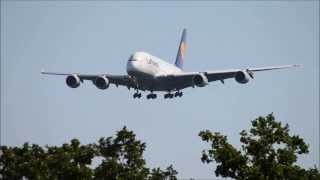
xmin=146 ymin=93 xmax=157 ymax=99
xmin=133 ymin=90 xmax=183 ymax=99
xmin=132 ymin=90 xmax=157 ymax=100
xmin=164 ymin=91 xmax=183 ymax=99
xmin=174 ymin=91 xmax=183 ymax=97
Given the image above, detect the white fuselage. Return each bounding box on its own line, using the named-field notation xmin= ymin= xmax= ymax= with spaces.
xmin=127 ymin=51 xmax=182 ymax=77
xmin=126 ymin=52 xmax=183 ymax=91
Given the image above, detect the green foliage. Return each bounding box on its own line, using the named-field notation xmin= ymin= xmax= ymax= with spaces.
xmin=0 ymin=126 xmax=177 ymax=180
xmin=2 ymin=114 xmax=318 ymax=179
xmin=149 ymin=165 xmax=178 ymax=180
xmin=94 ymin=126 xmax=149 ymax=179
xmin=199 ymin=113 xmax=320 ymax=179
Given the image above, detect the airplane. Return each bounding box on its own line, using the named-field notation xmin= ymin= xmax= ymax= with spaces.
xmin=41 ymin=29 xmax=300 ymax=99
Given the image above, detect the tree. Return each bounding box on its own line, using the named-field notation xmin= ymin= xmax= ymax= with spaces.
xmin=199 ymin=113 xmax=320 ymax=179
xmin=94 ymin=126 xmax=150 ymax=179
xmin=149 ymin=165 xmax=178 ymax=180
xmin=0 ymin=126 xmax=177 ymax=180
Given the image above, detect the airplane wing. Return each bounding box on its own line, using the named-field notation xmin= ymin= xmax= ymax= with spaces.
xmin=204 ymin=64 xmax=301 ymax=81
xmin=41 ymin=70 xmax=137 ymax=89
xmin=157 ymin=64 xmax=301 ymax=90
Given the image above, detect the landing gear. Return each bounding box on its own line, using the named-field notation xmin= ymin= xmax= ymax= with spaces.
xmin=146 ymin=93 xmax=157 ymax=99
xmin=133 ymin=92 xmax=142 ymax=98
xmin=133 ymin=89 xmax=142 ymax=99
xmin=174 ymin=91 xmax=183 ymax=97
xmin=164 ymin=93 xmax=174 ymax=99
xmin=164 ymin=91 xmax=183 ymax=99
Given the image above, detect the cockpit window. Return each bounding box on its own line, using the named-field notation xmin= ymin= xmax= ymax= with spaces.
xmin=128 ymin=55 xmax=136 ymax=61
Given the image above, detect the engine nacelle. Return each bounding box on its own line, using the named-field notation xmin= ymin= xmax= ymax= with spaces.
xmin=94 ymin=76 xmax=110 ymax=90
xmin=66 ymin=75 xmax=81 ymax=88
xmin=193 ymin=73 xmax=209 ymax=87
xmin=235 ymin=71 xmax=250 ymax=84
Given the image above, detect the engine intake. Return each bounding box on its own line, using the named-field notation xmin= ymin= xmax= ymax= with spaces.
xmin=66 ymin=75 xmax=81 ymax=88
xmin=193 ymin=73 xmax=208 ymax=87
xmin=94 ymin=76 xmax=110 ymax=90
xmin=235 ymin=71 xmax=249 ymax=84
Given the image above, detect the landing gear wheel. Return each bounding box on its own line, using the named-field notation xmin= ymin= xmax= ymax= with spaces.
xmin=164 ymin=93 xmax=175 ymax=99
xmin=147 ymin=93 xmax=157 ymax=99
xmin=164 ymin=94 xmax=172 ymax=99
xmin=174 ymin=91 xmax=183 ymax=97
xmin=133 ymin=92 xmax=142 ymax=99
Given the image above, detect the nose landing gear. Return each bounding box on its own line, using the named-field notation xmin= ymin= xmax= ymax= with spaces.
xmin=133 ymin=89 xmax=142 ymax=99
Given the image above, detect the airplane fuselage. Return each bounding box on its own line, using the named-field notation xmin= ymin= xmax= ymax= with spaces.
xmin=126 ymin=52 xmax=184 ymax=91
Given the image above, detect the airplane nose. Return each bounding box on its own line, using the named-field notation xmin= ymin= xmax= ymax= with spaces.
xmin=127 ymin=60 xmax=139 ymax=75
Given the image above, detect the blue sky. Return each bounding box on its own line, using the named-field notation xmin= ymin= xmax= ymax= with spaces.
xmin=1 ymin=1 xmax=319 ymax=179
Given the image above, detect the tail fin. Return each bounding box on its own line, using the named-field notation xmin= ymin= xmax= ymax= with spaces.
xmin=175 ymin=29 xmax=187 ymax=69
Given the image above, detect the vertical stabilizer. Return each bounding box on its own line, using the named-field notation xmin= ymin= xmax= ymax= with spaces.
xmin=175 ymin=29 xmax=187 ymax=69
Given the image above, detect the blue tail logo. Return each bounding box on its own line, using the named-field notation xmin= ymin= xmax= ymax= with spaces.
xmin=175 ymin=29 xmax=187 ymax=69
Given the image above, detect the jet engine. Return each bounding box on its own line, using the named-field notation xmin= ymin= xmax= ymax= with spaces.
xmin=235 ymin=71 xmax=250 ymax=84
xmin=94 ymin=76 xmax=110 ymax=90
xmin=193 ymin=73 xmax=209 ymax=87
xmin=66 ymin=75 xmax=81 ymax=88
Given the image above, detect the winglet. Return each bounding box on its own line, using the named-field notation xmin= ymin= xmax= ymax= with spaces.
xmin=175 ymin=28 xmax=187 ymax=69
